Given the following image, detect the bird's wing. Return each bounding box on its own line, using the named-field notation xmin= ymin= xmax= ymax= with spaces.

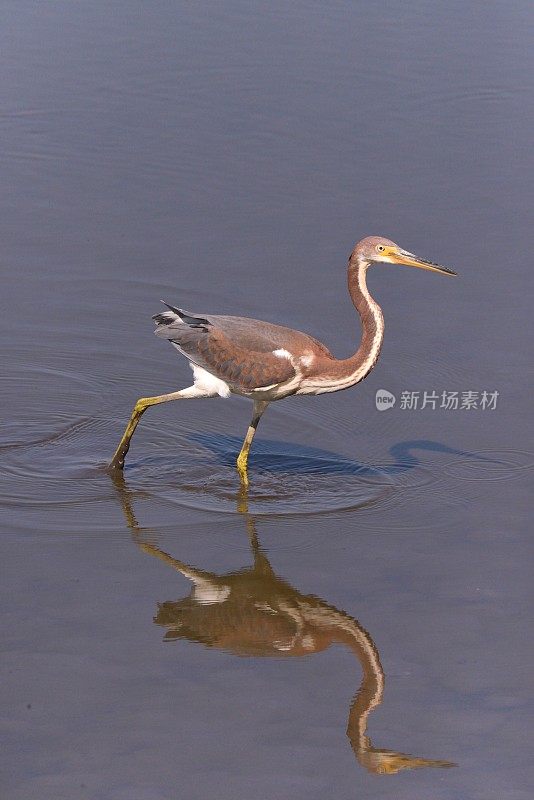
xmin=202 ymin=314 xmax=333 ymax=358
xmin=153 ymin=304 xmax=319 ymax=391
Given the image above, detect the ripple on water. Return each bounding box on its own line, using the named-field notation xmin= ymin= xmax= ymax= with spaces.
xmin=0 ymin=404 xmax=492 ymax=533
xmin=0 ymin=400 xmax=414 ymax=529
xmin=2 ymin=361 xmax=530 ymax=532
xmin=442 ymin=449 xmax=534 ymax=482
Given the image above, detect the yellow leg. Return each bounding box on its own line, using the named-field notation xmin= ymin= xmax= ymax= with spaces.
xmin=236 ymin=426 xmax=255 ymax=486
xmin=109 ymin=386 xmax=210 ymax=470
xmin=236 ymin=400 xmax=268 ymax=485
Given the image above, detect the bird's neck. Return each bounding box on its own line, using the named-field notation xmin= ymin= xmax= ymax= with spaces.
xmin=301 ymin=257 xmax=384 ymax=393
xmin=331 ymin=617 xmax=385 ymax=759
xmin=327 ymin=256 xmax=384 ymax=389
xmin=297 ymin=603 xmax=384 ymax=758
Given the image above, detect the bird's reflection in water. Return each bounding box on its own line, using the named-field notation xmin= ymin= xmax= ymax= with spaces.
xmin=114 ymin=476 xmax=455 ymax=776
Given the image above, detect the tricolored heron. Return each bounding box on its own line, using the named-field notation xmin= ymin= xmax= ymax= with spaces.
xmin=109 ymin=236 xmax=456 ymax=481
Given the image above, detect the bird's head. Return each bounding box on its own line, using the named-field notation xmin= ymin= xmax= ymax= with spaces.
xmin=357 ymin=745 xmax=456 ymax=775
xmin=352 ymin=236 xmax=457 ymax=277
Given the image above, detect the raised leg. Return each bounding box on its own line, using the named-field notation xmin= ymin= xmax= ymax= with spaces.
xmin=236 ymin=400 xmax=269 ymax=485
xmin=109 ymin=385 xmax=214 ymax=470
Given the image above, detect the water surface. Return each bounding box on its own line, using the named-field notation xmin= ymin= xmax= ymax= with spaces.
xmin=1 ymin=2 xmax=533 ymax=798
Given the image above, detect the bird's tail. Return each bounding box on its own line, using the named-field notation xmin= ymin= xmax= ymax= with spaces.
xmin=152 ymin=310 xmax=176 ymax=326
xmin=152 ymin=301 xmax=210 ymax=329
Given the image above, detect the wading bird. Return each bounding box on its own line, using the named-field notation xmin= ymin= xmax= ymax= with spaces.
xmin=109 ymin=237 xmax=456 ymax=482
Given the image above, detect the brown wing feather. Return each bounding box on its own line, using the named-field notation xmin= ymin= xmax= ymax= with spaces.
xmin=196 ymin=328 xmax=295 ymax=390
xmin=153 ymin=308 xmax=296 ymax=391
xmin=206 ymin=314 xmax=333 ymax=357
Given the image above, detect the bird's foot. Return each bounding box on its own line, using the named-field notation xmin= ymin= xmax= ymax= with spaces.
xmin=236 ymin=454 xmax=250 ymax=487
xmin=108 ymin=453 xmax=126 ymax=471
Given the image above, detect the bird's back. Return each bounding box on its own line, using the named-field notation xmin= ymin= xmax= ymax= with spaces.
xmin=154 ymin=307 xmax=332 ymax=356
xmin=153 ymin=305 xmax=333 ymax=395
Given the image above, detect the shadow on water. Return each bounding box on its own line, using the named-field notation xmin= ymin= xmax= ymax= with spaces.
xmin=111 ymin=472 xmax=456 ymax=776
xmin=102 ymin=432 xmax=509 ymax=524
xmin=191 ymin=432 xmax=497 ymax=477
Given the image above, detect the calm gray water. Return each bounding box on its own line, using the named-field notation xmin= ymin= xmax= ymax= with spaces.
xmin=1 ymin=2 xmax=533 ymax=798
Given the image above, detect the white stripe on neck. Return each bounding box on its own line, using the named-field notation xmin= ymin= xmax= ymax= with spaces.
xmin=299 ymin=261 xmax=384 ymax=395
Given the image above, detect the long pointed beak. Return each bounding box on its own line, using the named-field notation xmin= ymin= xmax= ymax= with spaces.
xmin=388 ymin=248 xmax=457 ymax=276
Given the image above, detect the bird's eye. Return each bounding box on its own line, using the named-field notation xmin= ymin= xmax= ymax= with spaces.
xmin=376 ymin=245 xmax=385 ymax=252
